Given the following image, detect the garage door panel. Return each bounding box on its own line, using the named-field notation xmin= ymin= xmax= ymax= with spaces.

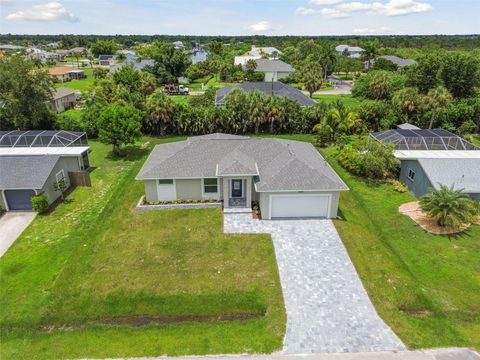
xmin=270 ymin=195 xmax=329 ymax=218
xmin=5 ymin=190 xmax=36 ymax=211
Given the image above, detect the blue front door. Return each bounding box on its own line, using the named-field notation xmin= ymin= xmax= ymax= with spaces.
xmin=231 ymin=180 xmax=242 ymax=198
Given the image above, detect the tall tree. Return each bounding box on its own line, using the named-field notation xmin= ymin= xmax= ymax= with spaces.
xmin=149 ymin=41 xmax=191 ymax=84
xmin=0 ymin=56 xmax=55 ymax=130
xmin=301 ymin=58 xmax=324 ymax=97
xmin=245 ymin=59 xmax=257 ymax=81
xmin=145 ymin=90 xmax=175 ymax=136
xmin=439 ymin=53 xmax=480 ymax=98
xmin=89 ymin=40 xmax=118 ymax=57
xmin=362 ymin=40 xmax=380 ymax=70
xmin=424 ymin=86 xmax=453 ymax=129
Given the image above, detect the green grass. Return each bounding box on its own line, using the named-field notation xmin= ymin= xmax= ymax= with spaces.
xmin=54 ymin=68 xmax=95 ymax=93
xmin=468 ymin=134 xmax=480 ymax=147
xmin=323 ymin=146 xmax=480 ymax=350
xmin=60 ymin=108 xmax=83 ymax=120
xmin=170 ymin=95 xmax=191 ymax=105
xmin=0 ymin=138 xmax=285 ymax=359
xmin=312 ymin=94 xmax=363 ymax=109
xmin=333 ymin=73 xmax=355 ymax=81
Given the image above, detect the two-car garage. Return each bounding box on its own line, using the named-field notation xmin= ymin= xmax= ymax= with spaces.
xmin=3 ymin=190 xmax=36 ymax=211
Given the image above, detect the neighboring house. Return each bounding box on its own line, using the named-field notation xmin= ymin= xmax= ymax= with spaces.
xmin=47 ymin=66 xmax=85 ymax=82
xmin=173 ymin=41 xmax=185 ymax=50
xmin=367 ymin=55 xmax=417 ymax=70
xmin=98 ymin=54 xmax=117 ymax=66
xmin=336 ymin=45 xmax=364 ymax=58
xmin=117 ymin=49 xmax=137 ymax=62
xmin=109 ymin=59 xmax=155 ymax=74
xmin=371 ymin=125 xmax=480 ymax=198
xmin=51 ymin=88 xmax=76 ymax=113
xmin=254 ymin=59 xmax=294 ymax=82
xmin=215 ymin=82 xmax=316 ymax=107
xmin=0 ymin=131 xmax=91 ymax=211
xmin=234 ymin=46 xmax=282 ymax=66
xmin=136 ymin=134 xmax=348 ymax=219
xmin=0 ymin=44 xmax=24 ymax=50
xmin=26 ymin=48 xmax=63 ymax=63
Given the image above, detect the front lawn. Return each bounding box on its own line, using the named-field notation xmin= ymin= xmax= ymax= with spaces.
xmin=324 ymin=146 xmax=480 ymax=350
xmin=54 ymin=67 xmax=94 ymax=93
xmin=312 ymin=94 xmax=362 ymax=108
xmin=0 ymin=138 xmax=285 ymax=359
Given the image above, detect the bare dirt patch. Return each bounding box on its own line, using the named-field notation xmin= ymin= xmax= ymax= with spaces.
xmin=399 ymin=201 xmax=473 ymax=235
xmin=39 ymin=311 xmax=265 ymax=332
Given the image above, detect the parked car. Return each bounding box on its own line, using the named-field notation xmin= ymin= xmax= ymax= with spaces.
xmin=164 ymin=84 xmax=189 ymax=95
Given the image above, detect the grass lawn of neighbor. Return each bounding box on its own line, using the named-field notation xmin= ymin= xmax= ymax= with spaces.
xmin=0 ymin=137 xmax=285 ymax=359
xmin=324 ymin=146 xmax=480 ymax=351
xmin=312 ymin=94 xmax=362 ymax=108
xmin=54 ymin=67 xmax=94 ymax=93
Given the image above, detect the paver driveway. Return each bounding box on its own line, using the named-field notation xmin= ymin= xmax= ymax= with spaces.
xmin=224 ymin=211 xmax=405 ymax=354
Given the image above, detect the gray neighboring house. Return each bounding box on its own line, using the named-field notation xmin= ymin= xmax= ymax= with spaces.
xmin=381 ymin=55 xmax=417 ymax=68
xmin=136 ymin=134 xmax=348 ymax=219
xmin=109 ymin=59 xmax=155 ymax=74
xmin=51 ymin=87 xmax=76 ymax=113
xmin=336 ymin=45 xmax=364 ymax=58
xmin=0 ymin=131 xmax=91 ymax=211
xmin=215 ymin=82 xmax=316 ymax=107
xmin=98 ymin=54 xmax=116 ymax=66
xmin=254 ymin=59 xmax=294 ymax=82
xmin=371 ymin=125 xmax=480 ymax=199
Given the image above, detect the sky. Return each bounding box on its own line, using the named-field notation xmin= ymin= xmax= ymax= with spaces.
xmin=0 ymin=0 xmax=479 ymax=36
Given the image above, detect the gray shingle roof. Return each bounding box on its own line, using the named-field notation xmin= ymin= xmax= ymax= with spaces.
xmin=254 ymin=59 xmax=294 ymax=73
xmin=0 ymin=155 xmax=59 ymax=189
xmin=215 ymin=82 xmax=316 ymax=107
xmin=136 ymin=135 xmax=348 ymax=192
xmin=418 ymin=158 xmax=480 ymax=193
xmin=381 ymin=55 xmax=417 ymax=68
xmin=52 ymin=87 xmax=75 ymax=100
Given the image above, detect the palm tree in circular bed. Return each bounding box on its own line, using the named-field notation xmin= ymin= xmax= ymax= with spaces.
xmin=420 ymin=185 xmax=480 ymax=227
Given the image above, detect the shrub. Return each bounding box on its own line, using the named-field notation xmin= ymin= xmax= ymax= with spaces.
xmin=31 ymin=194 xmax=49 ymax=213
xmin=392 ymin=180 xmax=408 ymax=193
xmin=57 ymin=111 xmax=84 ymax=132
xmin=420 ymin=185 xmax=480 ymax=227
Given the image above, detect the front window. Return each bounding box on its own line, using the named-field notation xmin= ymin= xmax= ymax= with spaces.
xmin=204 ymin=178 xmax=218 ymax=193
xmin=56 ymin=170 xmax=65 ymax=182
xmin=158 ymin=179 xmax=174 ymax=185
xmin=408 ymin=169 xmax=415 ymax=181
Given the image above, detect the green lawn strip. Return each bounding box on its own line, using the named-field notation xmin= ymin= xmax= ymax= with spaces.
xmin=312 ymin=94 xmax=362 ymax=108
xmin=0 ymin=136 xmax=285 ymax=358
xmin=323 ymin=146 xmax=480 ymax=350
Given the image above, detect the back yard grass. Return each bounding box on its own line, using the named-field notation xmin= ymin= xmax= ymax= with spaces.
xmin=312 ymin=94 xmax=362 ymax=109
xmin=54 ymin=67 xmax=94 ymax=93
xmin=0 ymin=138 xmax=285 ymax=359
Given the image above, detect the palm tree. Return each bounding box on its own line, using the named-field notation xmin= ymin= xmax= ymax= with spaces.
xmin=247 ymin=90 xmax=268 ymax=134
xmin=362 ymin=40 xmax=379 ymax=70
xmin=145 ymin=90 xmax=175 ymax=136
xmin=424 ymin=86 xmax=452 ymax=129
xmin=420 ymin=185 xmax=479 ymax=227
xmin=319 ymin=45 xmax=337 ymax=80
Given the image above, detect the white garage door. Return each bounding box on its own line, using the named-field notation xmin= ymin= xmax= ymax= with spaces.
xmin=270 ymin=194 xmax=330 ymax=218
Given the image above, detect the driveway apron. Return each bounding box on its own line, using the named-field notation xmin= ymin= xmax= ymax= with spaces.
xmin=224 ymin=212 xmax=405 ymax=354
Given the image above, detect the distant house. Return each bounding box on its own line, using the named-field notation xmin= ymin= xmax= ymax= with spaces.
xmin=47 ymin=66 xmax=85 ymax=82
xmin=381 ymin=55 xmax=416 ymax=68
xmin=215 ymin=82 xmax=316 ymax=107
xmin=117 ymin=49 xmax=137 ymax=62
xmin=254 ymin=59 xmax=294 ymax=82
xmin=51 ymin=88 xmax=76 ymax=113
xmin=0 ymin=131 xmax=91 ymax=211
xmin=370 ymin=125 xmax=480 ymax=198
xmin=109 ymin=59 xmax=155 ymax=74
xmin=173 ymin=41 xmax=185 ymax=50
xmin=98 ymin=54 xmax=116 ymax=66
xmin=234 ymin=46 xmax=282 ymax=66
xmin=26 ymin=48 xmax=63 ymax=63
xmin=336 ymin=45 xmax=364 ymax=58
xmin=0 ymin=44 xmax=24 ymax=51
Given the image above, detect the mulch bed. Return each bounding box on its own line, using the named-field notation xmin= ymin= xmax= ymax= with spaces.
xmin=399 ymin=201 xmax=477 ymax=235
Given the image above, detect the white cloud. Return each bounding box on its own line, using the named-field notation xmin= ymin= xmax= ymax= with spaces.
xmin=353 ymin=26 xmax=393 ymax=34
xmin=309 ymin=0 xmax=343 ymax=4
xmin=247 ymin=20 xmax=273 ymax=33
xmin=5 ymin=2 xmax=79 ymax=22
xmin=321 ymin=7 xmax=350 ymax=18
xmin=295 ymin=7 xmax=317 ymax=15
xmin=0 ymin=0 xmax=14 ymax=6
xmin=336 ymin=0 xmax=432 ymax=17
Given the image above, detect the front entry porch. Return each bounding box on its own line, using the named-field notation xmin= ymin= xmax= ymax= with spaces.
xmin=229 ymin=197 xmax=246 ymax=207
xmin=222 ymin=177 xmax=252 ymax=208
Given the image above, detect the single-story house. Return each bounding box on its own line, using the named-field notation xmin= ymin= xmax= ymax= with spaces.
xmin=371 ymin=125 xmax=480 ymax=198
xmin=234 ymin=46 xmax=282 ymax=66
xmin=367 ymin=55 xmax=417 ymax=70
xmin=0 ymin=131 xmax=91 ymax=211
xmin=26 ymin=48 xmax=63 ymax=63
xmin=51 ymin=88 xmax=76 ymax=113
xmin=254 ymin=59 xmax=294 ymax=82
xmin=173 ymin=41 xmax=185 ymax=50
xmin=136 ymin=134 xmax=348 ymax=219
xmin=98 ymin=54 xmax=117 ymax=66
xmin=117 ymin=49 xmax=137 ymax=62
xmin=109 ymin=59 xmax=155 ymax=74
xmin=336 ymin=45 xmax=364 ymax=58
xmin=47 ymin=66 xmax=85 ymax=82
xmin=215 ymin=82 xmax=316 ymax=107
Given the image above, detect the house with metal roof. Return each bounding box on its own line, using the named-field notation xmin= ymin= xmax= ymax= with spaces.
xmin=136 ymin=134 xmax=348 ymax=219
xmin=370 ymin=125 xmax=480 ymax=198
xmin=0 ymin=131 xmax=91 ymax=211
xmin=215 ymin=82 xmax=316 ymax=107
xmin=254 ymin=59 xmax=294 ymax=82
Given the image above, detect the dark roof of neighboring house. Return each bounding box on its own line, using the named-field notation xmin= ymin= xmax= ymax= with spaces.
xmin=417 ymin=158 xmax=480 ymax=193
xmin=98 ymin=54 xmax=116 ymax=60
xmin=215 ymin=82 xmax=316 ymax=106
xmin=370 ymin=128 xmax=479 ymax=151
xmin=52 ymin=87 xmax=76 ymax=100
xmin=254 ymin=59 xmax=294 ymax=73
xmin=0 ymin=130 xmax=87 ymax=148
xmin=109 ymin=59 xmax=155 ymax=73
xmin=136 ymin=134 xmax=348 ymax=192
xmin=0 ymin=155 xmax=59 ymax=189
xmin=381 ymin=55 xmax=417 ymax=68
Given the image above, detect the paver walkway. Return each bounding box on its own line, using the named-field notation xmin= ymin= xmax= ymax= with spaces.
xmin=224 ymin=211 xmax=405 ymax=354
